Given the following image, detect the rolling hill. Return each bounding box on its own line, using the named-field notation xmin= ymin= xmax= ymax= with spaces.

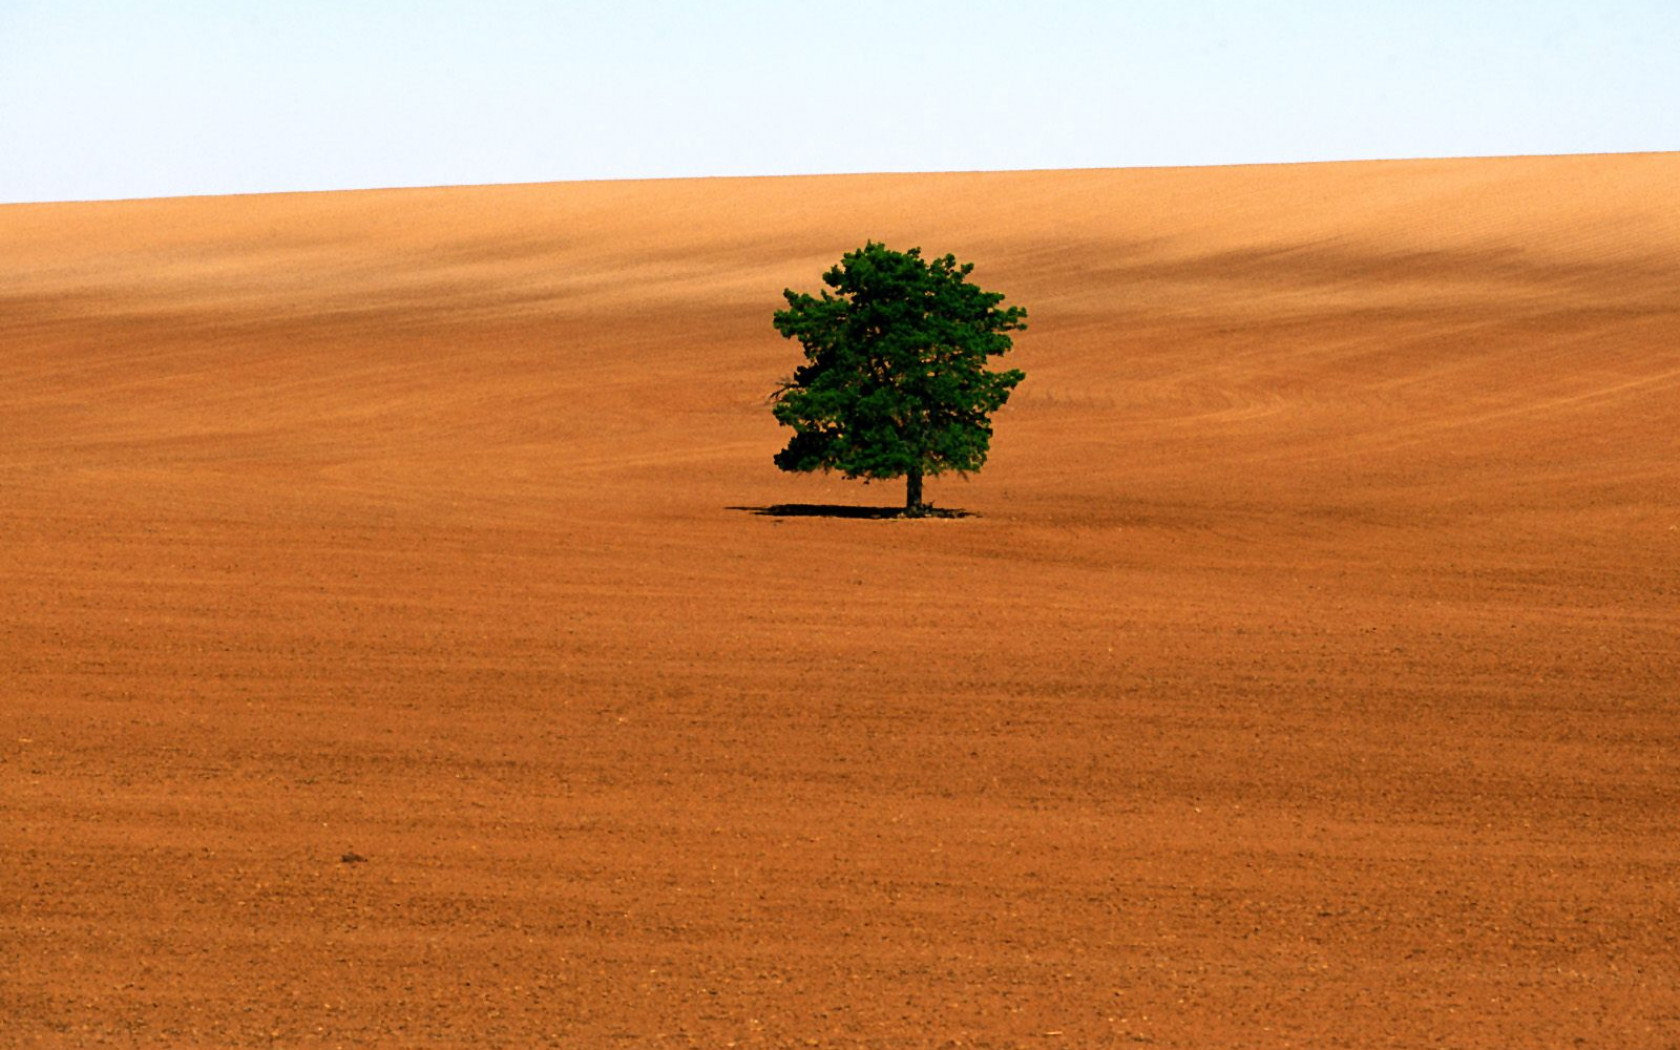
xmin=3 ymin=153 xmax=1677 ymax=1047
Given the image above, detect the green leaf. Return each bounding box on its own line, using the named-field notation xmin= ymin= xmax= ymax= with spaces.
xmin=770 ymin=243 xmax=1026 ymax=506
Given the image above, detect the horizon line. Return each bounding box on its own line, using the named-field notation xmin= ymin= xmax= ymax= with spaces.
xmin=4 ymin=147 xmax=1674 ymax=209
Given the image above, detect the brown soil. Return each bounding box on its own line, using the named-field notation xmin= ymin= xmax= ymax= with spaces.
xmin=3 ymin=155 xmax=1678 ymax=1048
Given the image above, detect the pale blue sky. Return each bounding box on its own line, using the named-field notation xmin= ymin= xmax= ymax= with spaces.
xmin=2 ymin=0 xmax=1676 ymax=203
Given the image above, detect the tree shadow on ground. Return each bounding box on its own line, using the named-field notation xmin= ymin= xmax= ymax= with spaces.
xmin=729 ymin=504 xmax=973 ymax=520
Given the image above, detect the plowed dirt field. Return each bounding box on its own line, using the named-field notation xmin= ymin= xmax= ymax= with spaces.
xmin=4 ymin=154 xmax=1678 ymax=1048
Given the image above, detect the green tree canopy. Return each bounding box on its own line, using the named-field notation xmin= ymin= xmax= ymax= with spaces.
xmin=770 ymin=242 xmax=1026 ymax=516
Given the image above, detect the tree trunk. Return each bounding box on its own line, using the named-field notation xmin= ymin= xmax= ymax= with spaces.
xmin=905 ymin=465 xmax=925 ymax=516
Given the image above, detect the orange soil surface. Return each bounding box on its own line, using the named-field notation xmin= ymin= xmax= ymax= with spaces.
xmin=3 ymin=154 xmax=1678 ymax=1048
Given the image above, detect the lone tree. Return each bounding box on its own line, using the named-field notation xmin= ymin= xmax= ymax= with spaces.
xmin=770 ymin=242 xmax=1026 ymax=516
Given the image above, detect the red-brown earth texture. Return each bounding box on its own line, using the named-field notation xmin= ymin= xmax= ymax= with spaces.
xmin=3 ymin=154 xmax=1678 ymax=1048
